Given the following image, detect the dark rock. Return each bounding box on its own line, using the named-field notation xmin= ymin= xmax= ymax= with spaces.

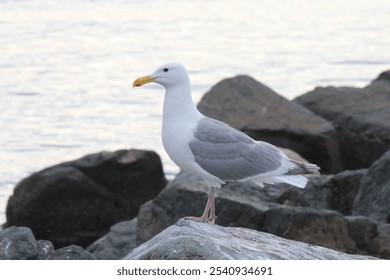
xmin=0 ymin=226 xmax=54 ymax=260
xmin=53 ymin=245 xmax=97 ymax=260
xmin=262 ymin=207 xmax=390 ymax=258
xmin=352 ymin=150 xmax=390 ymax=222
xmin=282 ymin=169 xmax=366 ymax=215
xmin=294 ymin=83 xmax=390 ymax=170
xmin=261 ymin=206 xmax=357 ymax=253
xmin=126 ymin=220 xmax=376 ymax=260
xmin=197 ymin=75 xmax=341 ymax=173
xmin=6 ymin=149 xmax=167 ymax=247
xmin=87 ymin=219 xmax=138 ymax=260
xmin=345 ymin=216 xmax=390 ymax=259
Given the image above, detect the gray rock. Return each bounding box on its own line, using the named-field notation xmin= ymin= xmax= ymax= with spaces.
xmin=353 ymin=150 xmax=390 ymax=222
xmin=36 ymin=240 xmax=55 ymax=260
xmin=87 ymin=219 xmax=138 ymax=260
xmin=197 ymin=75 xmax=341 ymax=173
xmin=0 ymin=226 xmax=55 ymax=260
xmin=294 ymin=81 xmax=390 ymax=169
xmin=126 ymin=220 xmax=376 ymax=260
xmin=0 ymin=226 xmax=38 ymax=260
xmin=5 ymin=149 xmax=167 ymax=247
xmin=53 ymin=245 xmax=97 ymax=260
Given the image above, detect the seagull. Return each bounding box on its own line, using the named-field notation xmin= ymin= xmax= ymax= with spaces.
xmin=133 ymin=63 xmax=320 ymax=224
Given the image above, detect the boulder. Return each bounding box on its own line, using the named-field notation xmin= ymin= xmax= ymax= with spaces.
xmin=0 ymin=226 xmax=54 ymax=260
xmin=126 ymin=220 xmax=376 ymax=260
xmin=5 ymin=149 xmax=167 ymax=247
xmin=353 ymin=150 xmax=390 ymax=222
xmin=261 ymin=206 xmax=356 ymax=253
xmin=294 ymin=75 xmax=390 ymax=170
xmin=87 ymin=219 xmax=138 ymax=260
xmin=197 ymin=75 xmax=341 ymax=173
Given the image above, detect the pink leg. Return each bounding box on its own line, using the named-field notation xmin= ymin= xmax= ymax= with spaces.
xmin=182 ymin=187 xmax=217 ymax=224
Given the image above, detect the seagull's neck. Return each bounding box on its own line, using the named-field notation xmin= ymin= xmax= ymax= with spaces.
xmin=162 ymin=83 xmax=203 ymax=125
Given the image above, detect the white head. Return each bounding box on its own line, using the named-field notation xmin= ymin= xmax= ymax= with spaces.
xmin=133 ymin=63 xmax=190 ymax=89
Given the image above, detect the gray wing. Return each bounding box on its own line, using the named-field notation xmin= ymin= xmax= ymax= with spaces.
xmin=188 ymin=117 xmax=283 ymax=181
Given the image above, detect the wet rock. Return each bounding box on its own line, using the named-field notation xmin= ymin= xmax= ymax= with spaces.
xmin=87 ymin=219 xmax=138 ymax=260
xmin=126 ymin=220 xmax=376 ymax=260
xmin=294 ymin=77 xmax=390 ymax=170
xmin=53 ymin=245 xmax=97 ymax=260
xmin=0 ymin=226 xmax=54 ymax=260
xmin=353 ymin=150 xmax=390 ymax=223
xmin=6 ymin=149 xmax=167 ymax=247
xmin=197 ymin=75 xmax=341 ymax=173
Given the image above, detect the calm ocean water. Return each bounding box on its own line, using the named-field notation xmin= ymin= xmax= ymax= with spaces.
xmin=1 ymin=0 xmax=389 ymax=226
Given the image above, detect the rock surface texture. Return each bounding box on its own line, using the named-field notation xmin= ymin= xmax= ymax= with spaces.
xmin=352 ymin=150 xmax=390 ymax=223
xmin=126 ymin=220 xmax=375 ymax=260
xmin=5 ymin=149 xmax=167 ymax=247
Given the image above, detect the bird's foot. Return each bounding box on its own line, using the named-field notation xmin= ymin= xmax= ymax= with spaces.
xmin=181 ymin=187 xmax=217 ymax=224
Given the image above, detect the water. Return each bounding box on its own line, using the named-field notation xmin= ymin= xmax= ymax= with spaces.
xmin=1 ymin=0 xmax=389 ymax=226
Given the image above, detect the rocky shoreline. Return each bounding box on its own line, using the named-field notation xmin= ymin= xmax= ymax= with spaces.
xmin=1 ymin=70 xmax=389 ymax=260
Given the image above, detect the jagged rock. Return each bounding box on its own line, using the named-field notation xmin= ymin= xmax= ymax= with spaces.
xmin=87 ymin=219 xmax=138 ymax=260
xmin=0 ymin=226 xmax=54 ymax=260
xmin=294 ymin=76 xmax=390 ymax=170
xmin=5 ymin=149 xmax=167 ymax=247
xmin=53 ymin=245 xmax=97 ymax=260
xmin=126 ymin=220 xmax=376 ymax=260
xmin=353 ymin=150 xmax=390 ymax=222
xmin=36 ymin=240 xmax=55 ymax=260
xmin=197 ymin=75 xmax=341 ymax=173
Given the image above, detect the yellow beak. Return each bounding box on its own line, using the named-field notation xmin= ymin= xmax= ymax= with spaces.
xmin=133 ymin=75 xmax=155 ymax=87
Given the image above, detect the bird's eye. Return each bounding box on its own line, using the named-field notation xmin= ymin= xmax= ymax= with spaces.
xmin=163 ymin=68 xmax=169 ymax=72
